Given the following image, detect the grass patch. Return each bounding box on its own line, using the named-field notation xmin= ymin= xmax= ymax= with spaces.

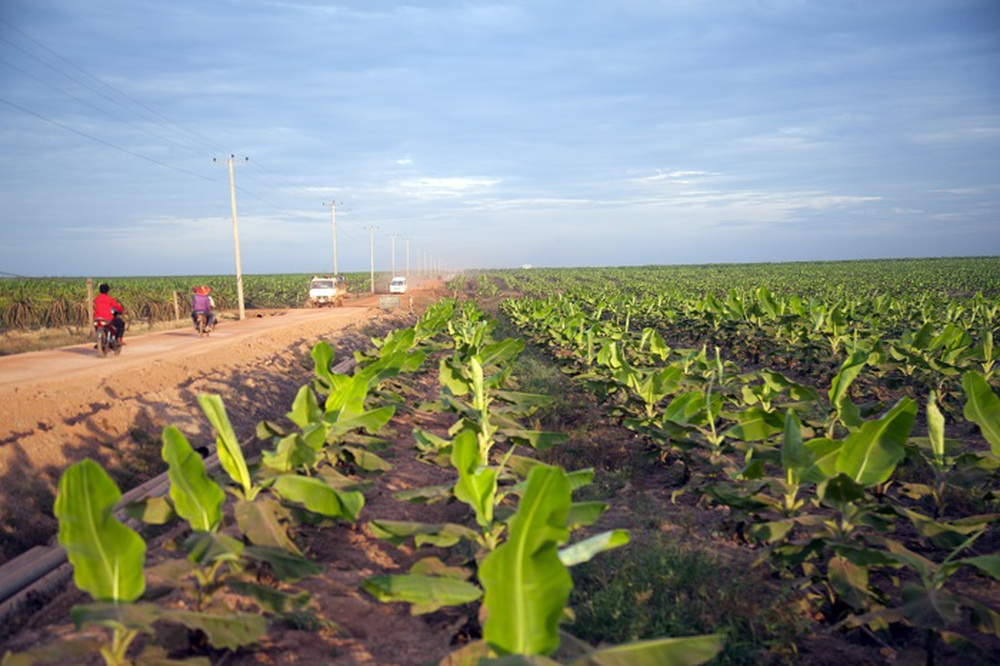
xmin=567 ymin=537 xmax=806 ymax=664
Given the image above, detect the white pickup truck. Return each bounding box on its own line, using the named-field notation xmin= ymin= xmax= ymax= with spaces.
xmin=308 ymin=275 xmax=347 ymax=307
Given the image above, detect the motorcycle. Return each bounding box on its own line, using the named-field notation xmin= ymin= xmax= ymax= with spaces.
xmin=194 ymin=310 xmax=211 ymax=337
xmin=93 ymin=311 xmax=124 ymax=357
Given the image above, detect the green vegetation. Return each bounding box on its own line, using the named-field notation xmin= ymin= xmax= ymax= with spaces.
xmin=3 ymin=257 xmax=998 ymax=664
xmin=0 ymin=272 xmax=382 ymax=330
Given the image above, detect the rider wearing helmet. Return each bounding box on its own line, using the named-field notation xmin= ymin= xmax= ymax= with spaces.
xmin=93 ymin=283 xmax=126 ymax=342
xmin=190 ymin=286 xmax=217 ymax=331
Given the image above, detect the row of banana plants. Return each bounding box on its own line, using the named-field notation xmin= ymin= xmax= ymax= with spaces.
xmin=2 ymin=300 xmax=445 ymax=665
xmin=499 ymin=290 xmax=1000 ymax=664
xmin=359 ymin=298 xmax=724 ymax=663
xmin=4 ymin=298 xmax=724 ymax=665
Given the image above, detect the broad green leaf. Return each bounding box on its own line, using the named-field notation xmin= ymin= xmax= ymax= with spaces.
xmin=568 ymin=633 xmax=723 ymax=666
xmin=362 ymin=574 xmax=483 ymax=615
xmin=955 ymin=555 xmax=1000 ymax=580
xmin=962 ymin=371 xmax=1000 ymax=455
xmin=828 ymin=555 xmax=869 ymax=611
xmin=162 ymin=426 xmax=224 ymax=533
xmin=565 ymin=502 xmax=608 ymax=529
xmin=198 ymin=394 xmax=252 ymax=496
xmin=340 ymin=445 xmax=394 ymax=472
xmin=234 ymin=496 xmax=301 ymax=554
xmin=502 ymin=429 xmax=570 ymax=451
xmin=452 ymin=429 xmax=497 ymax=528
xmin=55 ymin=459 xmax=146 ymax=603
xmin=828 ymin=351 xmax=866 ymax=429
xmin=802 ymin=437 xmax=841 ymax=483
xmin=836 ymin=398 xmax=916 ymax=487
xmin=723 ymin=407 xmax=784 ymax=441
xmin=124 ymin=496 xmax=175 ymax=525
xmin=781 ymin=411 xmax=809 ymax=485
xmin=69 ymin=600 xmax=160 ymax=632
xmin=327 ymin=406 xmax=397 ymax=436
xmin=393 ymin=483 xmax=454 ymax=504
xmin=159 ymin=608 xmax=268 ymax=650
xmin=368 ymin=520 xmax=479 ymax=548
xmin=480 ymin=464 xmax=572 ymax=656
xmin=898 ymin=507 xmax=999 ymax=550
xmin=898 ymin=584 xmax=963 ymax=630
xmin=310 ymin=340 xmax=337 ymax=387
xmin=286 ymin=385 xmax=323 ymax=428
xmin=817 ymin=474 xmax=866 ymax=510
xmin=262 ymin=433 xmax=318 ymax=472
xmin=272 ymin=474 xmax=365 ymax=521
xmin=185 ymin=531 xmax=244 ymax=566
xmin=558 ymin=530 xmax=630 ymax=567
xmin=242 ymin=544 xmax=322 ymax=581
xmin=227 ymin=580 xmax=311 ymax=614
xmin=927 ymin=392 xmax=946 ymax=465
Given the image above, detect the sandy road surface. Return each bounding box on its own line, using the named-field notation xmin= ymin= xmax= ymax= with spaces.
xmin=0 ymin=298 xmax=413 ymax=563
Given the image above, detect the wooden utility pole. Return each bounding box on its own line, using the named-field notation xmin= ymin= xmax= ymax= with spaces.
xmin=323 ymin=201 xmax=340 ymax=275
xmin=215 ymin=155 xmax=248 ymax=320
xmin=367 ymin=225 xmax=378 ymax=293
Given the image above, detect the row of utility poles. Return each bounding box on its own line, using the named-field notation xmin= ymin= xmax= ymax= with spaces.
xmin=218 ymin=155 xmax=444 ymax=312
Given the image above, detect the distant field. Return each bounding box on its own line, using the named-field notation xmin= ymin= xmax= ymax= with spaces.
xmin=0 ymin=271 xmax=389 ymax=330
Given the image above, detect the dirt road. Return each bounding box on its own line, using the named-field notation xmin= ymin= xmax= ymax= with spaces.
xmin=0 ymin=297 xmax=416 ymax=564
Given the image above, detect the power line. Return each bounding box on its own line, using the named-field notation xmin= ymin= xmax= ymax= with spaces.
xmin=0 ymin=17 xmax=228 ymax=155
xmin=0 ymin=97 xmax=221 ymax=184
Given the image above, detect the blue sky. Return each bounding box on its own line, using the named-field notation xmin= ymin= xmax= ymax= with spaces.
xmin=1 ymin=0 xmax=998 ymax=277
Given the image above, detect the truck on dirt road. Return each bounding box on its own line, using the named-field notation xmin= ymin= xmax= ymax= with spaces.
xmin=308 ymin=275 xmax=347 ymax=307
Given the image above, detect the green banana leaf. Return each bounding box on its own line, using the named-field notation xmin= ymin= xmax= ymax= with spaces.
xmin=198 ymin=394 xmax=252 ymax=497
xmin=962 ymin=371 xmax=1000 ymax=455
xmin=242 ymin=545 xmax=322 ymax=581
xmin=566 ymin=633 xmax=723 ymax=666
xmin=262 ymin=433 xmax=318 ymax=472
xmin=836 ymin=398 xmax=916 ymax=487
xmin=479 ymin=464 xmax=572 ymax=656
xmin=162 ymin=426 xmax=225 ymax=533
xmin=157 ymin=608 xmax=268 ymax=650
xmin=452 ymin=429 xmax=497 ymax=528
xmin=55 ymin=459 xmax=146 ymax=603
xmin=828 ymin=351 xmax=866 ymax=429
xmin=234 ymin=496 xmax=301 ymax=554
xmin=272 ymin=474 xmax=365 ymax=521
xmin=368 ymin=519 xmax=479 ymax=548
xmin=723 ymin=407 xmax=785 ymax=441
xmin=558 ymin=530 xmax=630 ymax=567
xmin=362 ymin=573 xmax=483 ymax=615
xmin=286 ymin=384 xmax=323 ymax=428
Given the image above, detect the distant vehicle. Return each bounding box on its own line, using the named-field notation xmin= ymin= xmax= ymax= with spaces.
xmin=389 ymin=277 xmax=407 ymax=294
xmin=308 ymin=275 xmax=347 ymax=307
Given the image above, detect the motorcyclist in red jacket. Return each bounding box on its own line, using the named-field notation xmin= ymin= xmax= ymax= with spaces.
xmin=93 ymin=283 xmax=126 ymax=342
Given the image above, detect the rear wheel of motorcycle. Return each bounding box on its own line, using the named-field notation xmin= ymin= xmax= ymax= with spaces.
xmin=98 ymin=331 xmax=109 ymax=357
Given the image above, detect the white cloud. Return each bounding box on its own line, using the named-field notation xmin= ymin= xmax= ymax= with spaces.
xmin=391 ymin=176 xmax=502 ymax=199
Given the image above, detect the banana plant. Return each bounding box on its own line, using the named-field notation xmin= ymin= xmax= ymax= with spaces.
xmin=961 ymin=370 xmax=1000 ymax=456
xmin=447 ymin=464 xmax=721 ymax=664
xmin=899 ymin=391 xmax=998 ymax=518
xmin=844 ymin=531 xmax=1000 ymax=664
xmin=6 ymin=459 xmax=267 ymax=666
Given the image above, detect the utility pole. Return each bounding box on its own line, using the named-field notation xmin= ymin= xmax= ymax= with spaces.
xmin=214 ymin=154 xmax=248 ymax=320
xmin=367 ymin=225 xmax=378 ymax=294
xmin=405 ymin=238 xmax=410 ymax=279
xmin=390 ymin=234 xmax=398 ymax=277
xmin=323 ymin=201 xmax=340 ymax=275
